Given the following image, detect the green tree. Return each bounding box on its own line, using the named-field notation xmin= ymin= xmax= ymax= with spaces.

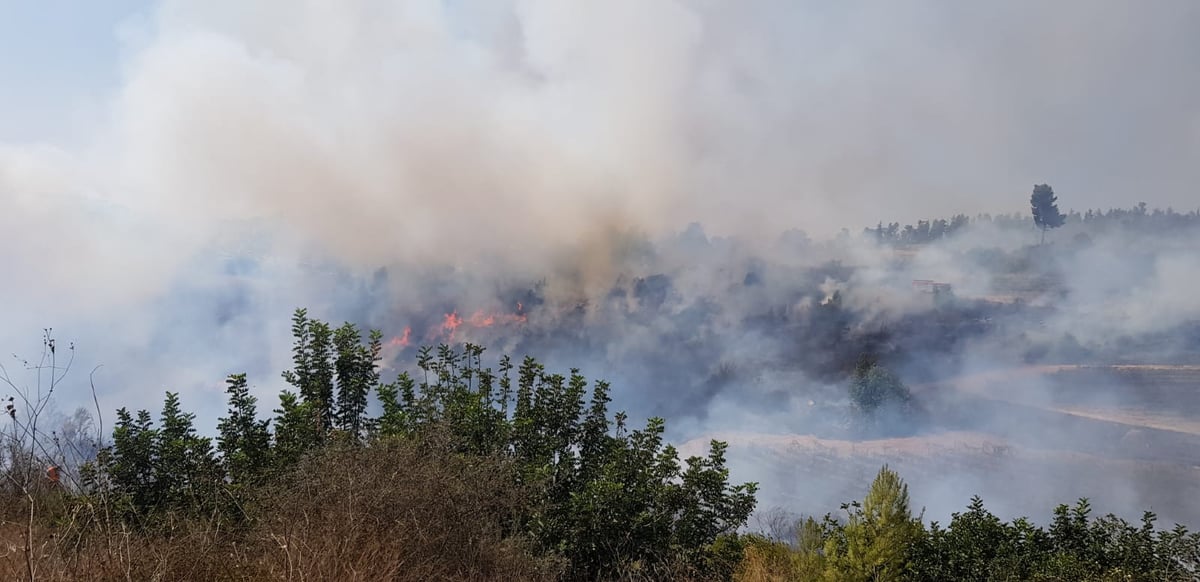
xmin=96 ymin=408 xmax=158 ymax=514
xmin=93 ymin=393 xmax=222 ymax=519
xmin=216 ymin=373 xmax=272 ymax=486
xmin=333 ymin=323 xmax=380 ymax=439
xmin=370 ymin=343 xmax=758 ymax=580
xmin=154 ymin=391 xmax=221 ymax=513
xmin=281 ymin=309 xmax=335 ymax=436
xmin=283 ymin=310 xmax=383 ymax=443
xmin=909 ymin=496 xmax=1049 ymax=581
xmin=374 ymin=372 xmax=416 ymax=438
xmin=906 ymin=494 xmax=1200 ymax=581
xmin=848 ymin=358 xmax=913 ymax=434
xmin=271 ymin=390 xmax=321 ymax=470
xmin=825 ymin=465 xmax=921 ymax=582
xmin=1031 ymin=183 xmax=1066 ymax=244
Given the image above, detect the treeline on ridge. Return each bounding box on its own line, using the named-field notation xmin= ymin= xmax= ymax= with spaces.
xmin=864 ymin=202 xmax=1200 ymax=246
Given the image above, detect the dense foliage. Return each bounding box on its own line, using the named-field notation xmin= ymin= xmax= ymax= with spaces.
xmin=737 ymin=467 xmax=1200 ymax=582
xmin=83 ymin=308 xmax=758 ymax=580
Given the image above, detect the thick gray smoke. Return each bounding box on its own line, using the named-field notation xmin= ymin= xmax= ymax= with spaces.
xmin=3 ymin=0 xmax=1200 ymax=527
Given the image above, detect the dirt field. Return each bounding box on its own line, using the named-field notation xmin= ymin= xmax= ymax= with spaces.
xmin=936 ymin=364 xmax=1200 ymax=433
xmin=1049 ymin=406 xmax=1200 ymax=436
xmin=689 ymin=364 xmax=1200 ymax=527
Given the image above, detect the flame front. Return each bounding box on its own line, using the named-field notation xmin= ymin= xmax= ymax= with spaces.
xmin=441 ymin=311 xmax=464 ymax=338
xmin=393 ymin=304 xmax=529 ymax=346
xmin=388 ymin=326 xmax=412 ymax=348
xmin=468 ymin=310 xmax=495 ymax=327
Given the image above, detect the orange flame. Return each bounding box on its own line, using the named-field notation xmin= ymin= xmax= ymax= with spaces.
xmin=418 ymin=305 xmax=529 ymax=343
xmin=468 ymin=310 xmax=496 ymax=327
xmin=442 ymin=311 xmax=463 ymax=333
xmin=468 ymin=308 xmax=527 ymax=328
xmin=388 ymin=326 xmax=412 ymax=348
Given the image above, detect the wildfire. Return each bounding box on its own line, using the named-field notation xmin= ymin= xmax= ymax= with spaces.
xmin=388 ymin=326 xmax=412 ymax=348
xmin=395 ymin=304 xmax=529 ymax=346
xmin=468 ymin=310 xmax=495 ymax=327
xmin=442 ymin=311 xmax=464 ymax=335
xmin=465 ymin=308 xmax=527 ymax=328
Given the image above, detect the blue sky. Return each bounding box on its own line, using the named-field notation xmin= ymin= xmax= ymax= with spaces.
xmin=0 ymin=0 xmax=149 ymax=142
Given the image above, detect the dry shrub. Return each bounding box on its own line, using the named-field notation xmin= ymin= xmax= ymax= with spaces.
xmin=0 ymin=489 xmax=261 ymax=581
xmin=253 ymin=437 xmax=563 ymax=581
xmin=0 ymin=523 xmax=257 ymax=581
xmin=0 ymin=435 xmax=563 ymax=581
xmin=732 ymin=537 xmax=798 ymax=582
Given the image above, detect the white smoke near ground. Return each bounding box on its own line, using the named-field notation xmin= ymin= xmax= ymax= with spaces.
xmin=3 ymin=0 xmax=1200 ymax=529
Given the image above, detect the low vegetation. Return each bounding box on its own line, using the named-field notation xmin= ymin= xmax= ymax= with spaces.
xmin=737 ymin=466 xmax=1200 ymax=581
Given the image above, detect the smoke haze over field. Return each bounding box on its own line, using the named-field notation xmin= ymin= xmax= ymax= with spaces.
xmin=4 ymin=1 xmax=1200 ymax=526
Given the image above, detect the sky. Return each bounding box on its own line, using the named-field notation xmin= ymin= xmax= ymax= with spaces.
xmin=0 ymin=0 xmax=150 ymax=142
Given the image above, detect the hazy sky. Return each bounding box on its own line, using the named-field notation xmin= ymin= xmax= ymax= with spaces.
xmin=0 ymin=0 xmax=150 ymax=141
xmin=4 ymin=1 xmax=1198 ymax=231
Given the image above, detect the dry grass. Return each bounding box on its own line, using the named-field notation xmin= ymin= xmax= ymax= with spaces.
xmin=732 ymin=541 xmax=795 ymax=582
xmin=252 ymin=439 xmax=562 ymax=581
xmin=0 ymin=438 xmax=564 ymax=581
xmin=0 ymin=518 xmax=260 ymax=581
